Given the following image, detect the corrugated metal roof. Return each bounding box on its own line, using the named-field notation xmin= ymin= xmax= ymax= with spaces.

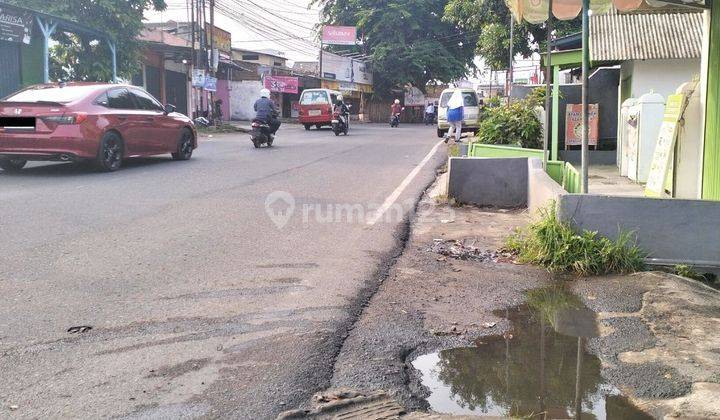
xmin=591 ymin=10 xmax=703 ymax=61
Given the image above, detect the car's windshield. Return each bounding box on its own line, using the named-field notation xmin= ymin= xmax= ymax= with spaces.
xmin=300 ymin=90 xmax=329 ymax=105
xmin=3 ymin=85 xmax=101 ymax=103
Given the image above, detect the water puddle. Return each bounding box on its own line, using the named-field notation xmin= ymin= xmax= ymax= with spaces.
xmin=412 ymin=286 xmax=652 ymax=419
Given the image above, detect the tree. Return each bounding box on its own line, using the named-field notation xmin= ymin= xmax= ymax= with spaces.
xmin=5 ymin=0 xmax=167 ymax=81
xmin=313 ymin=0 xmax=479 ymax=97
xmin=444 ymin=0 xmax=580 ymax=72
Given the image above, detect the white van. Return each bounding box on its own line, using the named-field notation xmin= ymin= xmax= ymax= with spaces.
xmin=436 ymin=88 xmax=482 ymax=138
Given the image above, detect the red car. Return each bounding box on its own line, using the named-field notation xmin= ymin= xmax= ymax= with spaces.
xmin=0 ymin=83 xmax=197 ymax=172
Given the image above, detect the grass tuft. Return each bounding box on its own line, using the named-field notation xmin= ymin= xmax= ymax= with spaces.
xmin=505 ymin=205 xmax=646 ymax=276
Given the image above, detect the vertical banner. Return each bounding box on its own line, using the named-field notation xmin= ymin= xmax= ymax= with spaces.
xmin=565 ymin=104 xmax=599 ymax=146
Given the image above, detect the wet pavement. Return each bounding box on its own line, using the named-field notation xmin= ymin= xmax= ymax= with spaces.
xmin=412 ymin=287 xmax=652 ymax=419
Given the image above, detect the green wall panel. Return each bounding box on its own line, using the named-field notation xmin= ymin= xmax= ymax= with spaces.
xmin=704 ymin=0 xmax=720 ymax=200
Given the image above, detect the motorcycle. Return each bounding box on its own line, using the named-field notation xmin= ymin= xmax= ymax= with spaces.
xmin=250 ymin=119 xmax=274 ymax=148
xmin=331 ymin=105 xmax=350 ymax=136
xmin=390 ymin=107 xmax=405 ymax=128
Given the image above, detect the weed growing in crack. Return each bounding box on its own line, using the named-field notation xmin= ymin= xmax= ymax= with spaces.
xmin=505 ymin=205 xmax=646 ymax=276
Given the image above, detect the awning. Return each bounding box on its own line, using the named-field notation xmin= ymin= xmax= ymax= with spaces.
xmin=507 ymin=0 xmax=707 ymax=23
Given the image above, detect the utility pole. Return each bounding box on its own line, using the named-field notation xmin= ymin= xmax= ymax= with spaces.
xmin=209 ymin=0 xmax=215 ymax=122
xmin=190 ymin=0 xmax=197 ymax=118
xmin=543 ymin=0 xmax=553 ymax=169
xmin=507 ymin=16 xmax=514 ymax=104
xmin=319 ymin=40 xmax=324 ymax=79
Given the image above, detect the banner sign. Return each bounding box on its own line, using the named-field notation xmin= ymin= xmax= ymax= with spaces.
xmin=565 ymin=104 xmax=599 ymax=146
xmin=322 ymin=26 xmax=357 ymax=45
xmin=264 ymin=76 xmax=299 ymax=94
xmin=203 ymin=76 xmax=217 ymax=92
xmin=205 ymin=23 xmax=231 ymax=56
xmin=192 ymin=69 xmax=206 ymax=88
xmin=645 ymin=93 xmax=689 ymax=197
xmin=0 ymin=6 xmax=33 ymax=44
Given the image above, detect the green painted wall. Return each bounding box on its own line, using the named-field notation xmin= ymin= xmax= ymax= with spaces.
xmin=563 ymin=162 xmax=582 ymax=194
xmin=469 ymin=143 xmax=544 ymax=159
xmin=20 ymin=33 xmax=43 ymax=87
xmin=704 ymin=0 xmax=720 ymax=200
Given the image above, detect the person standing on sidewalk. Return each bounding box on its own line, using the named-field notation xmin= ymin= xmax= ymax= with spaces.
xmin=444 ymin=90 xmax=464 ymax=143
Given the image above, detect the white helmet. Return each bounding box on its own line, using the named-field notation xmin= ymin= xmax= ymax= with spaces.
xmin=260 ymin=88 xmax=270 ymax=98
xmin=394 ymin=99 xmax=400 ymax=104
xmin=337 ymin=94 xmax=343 ymax=101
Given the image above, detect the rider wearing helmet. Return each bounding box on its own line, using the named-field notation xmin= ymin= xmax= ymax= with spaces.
xmin=390 ymin=98 xmax=402 ymax=116
xmin=253 ymin=88 xmax=280 ymax=135
xmin=335 ymin=94 xmax=350 ymax=127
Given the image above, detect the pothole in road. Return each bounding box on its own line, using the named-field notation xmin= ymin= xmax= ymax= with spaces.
xmin=411 ymin=286 xmax=653 ymax=419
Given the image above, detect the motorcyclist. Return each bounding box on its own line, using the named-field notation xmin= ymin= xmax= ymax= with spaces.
xmin=334 ymin=94 xmax=350 ymax=128
xmin=253 ymin=88 xmax=280 ymax=137
xmin=390 ymin=99 xmax=402 ymax=117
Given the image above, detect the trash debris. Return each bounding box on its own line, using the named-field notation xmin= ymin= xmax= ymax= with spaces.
xmin=9 ymin=405 xmax=19 ymax=410
xmin=428 ymin=239 xmax=513 ymax=262
xmin=440 ymin=219 xmax=454 ymax=224
xmin=482 ymin=322 xmax=497 ymax=328
xmin=66 ymin=326 xmax=92 ymax=334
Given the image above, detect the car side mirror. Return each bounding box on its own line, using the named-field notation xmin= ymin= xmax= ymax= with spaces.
xmin=164 ymin=104 xmax=176 ymax=115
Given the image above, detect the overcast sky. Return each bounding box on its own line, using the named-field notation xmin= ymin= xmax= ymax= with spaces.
xmin=144 ymin=1 xmax=541 ymax=83
xmin=144 ymin=0 xmax=321 ymax=63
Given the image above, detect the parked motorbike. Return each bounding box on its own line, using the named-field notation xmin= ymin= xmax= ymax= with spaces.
xmin=250 ymin=119 xmax=274 ymax=148
xmin=331 ymin=105 xmax=350 ymax=136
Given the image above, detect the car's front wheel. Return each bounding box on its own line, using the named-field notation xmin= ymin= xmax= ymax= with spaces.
xmin=95 ymin=131 xmax=123 ymax=172
xmin=0 ymin=158 xmax=27 ymax=172
xmin=172 ymin=128 xmax=194 ymax=161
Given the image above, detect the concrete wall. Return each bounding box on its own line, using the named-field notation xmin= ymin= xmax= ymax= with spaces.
xmin=512 ymin=68 xmax=620 ymax=149
xmin=559 ymin=150 xmax=617 ymax=166
xmin=447 ymin=157 xmax=528 ymax=207
xmin=229 ymin=80 xmax=262 ymax=120
xmin=528 ymin=158 xmax=567 ymax=212
xmin=623 ymin=59 xmax=701 ymax=100
xmin=557 ymin=194 xmax=720 ymax=264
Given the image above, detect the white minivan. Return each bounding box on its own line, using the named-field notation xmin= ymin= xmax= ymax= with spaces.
xmin=436 ymin=88 xmax=482 ymax=138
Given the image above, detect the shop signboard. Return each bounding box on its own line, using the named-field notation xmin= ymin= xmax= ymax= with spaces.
xmin=205 ymin=23 xmax=231 ymax=56
xmin=0 ymin=6 xmax=33 ymax=44
xmin=565 ymin=104 xmax=599 ymax=147
xmin=264 ymin=76 xmax=299 ymax=94
xmin=321 ymin=26 xmax=356 ymax=45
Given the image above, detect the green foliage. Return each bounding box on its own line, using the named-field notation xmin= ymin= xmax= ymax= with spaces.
xmin=524 ymin=86 xmax=564 ymax=108
xmin=475 ymin=99 xmax=542 ymax=149
xmin=444 ymin=0 xmax=580 ymax=71
xmin=314 ymin=0 xmax=478 ymax=97
xmin=672 ymin=264 xmax=718 ymax=287
xmin=6 ymin=0 xmax=167 ymax=81
xmin=505 ymin=205 xmax=646 ymax=276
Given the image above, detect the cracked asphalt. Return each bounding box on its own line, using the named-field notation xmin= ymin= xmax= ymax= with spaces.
xmin=0 ymin=123 xmax=445 ymax=419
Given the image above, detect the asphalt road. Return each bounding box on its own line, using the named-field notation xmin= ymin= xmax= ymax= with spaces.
xmin=0 ymin=123 xmax=445 ymax=419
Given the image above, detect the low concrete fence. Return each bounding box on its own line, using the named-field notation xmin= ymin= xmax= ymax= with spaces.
xmin=447 ymin=157 xmax=528 ymax=207
xmin=447 ymin=156 xmax=720 ymax=265
xmin=557 ymin=194 xmax=720 ymax=265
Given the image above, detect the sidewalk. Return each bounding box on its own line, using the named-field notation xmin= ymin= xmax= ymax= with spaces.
xmin=281 ymin=170 xmax=720 ymax=419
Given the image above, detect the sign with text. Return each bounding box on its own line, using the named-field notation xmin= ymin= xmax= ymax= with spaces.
xmin=565 ymin=104 xmax=599 ymax=146
xmin=203 ymin=76 xmax=217 ymax=92
xmin=322 ymin=26 xmax=357 ymax=45
xmin=205 ymin=23 xmax=231 ymax=56
xmin=644 ymin=93 xmax=688 ymax=197
xmin=0 ymin=6 xmax=33 ymax=44
xmin=192 ymin=69 xmax=206 ymax=88
xmin=264 ymin=76 xmax=299 ymax=94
